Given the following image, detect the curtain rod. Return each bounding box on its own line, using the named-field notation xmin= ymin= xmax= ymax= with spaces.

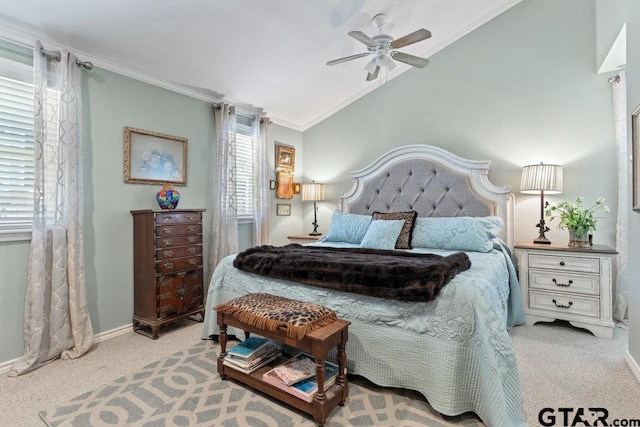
xmin=40 ymin=46 xmax=94 ymax=71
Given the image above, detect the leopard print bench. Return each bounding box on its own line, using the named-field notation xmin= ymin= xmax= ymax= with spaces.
xmin=215 ymin=293 xmax=337 ymax=340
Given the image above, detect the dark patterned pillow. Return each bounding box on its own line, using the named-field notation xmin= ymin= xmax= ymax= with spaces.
xmin=372 ymin=210 xmax=418 ymax=249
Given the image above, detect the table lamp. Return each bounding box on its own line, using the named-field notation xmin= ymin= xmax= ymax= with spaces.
xmin=301 ymin=182 xmax=325 ymax=236
xmin=520 ymin=163 xmax=563 ymax=244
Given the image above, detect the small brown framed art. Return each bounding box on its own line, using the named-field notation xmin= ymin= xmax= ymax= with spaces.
xmin=276 ymin=144 xmax=295 ymax=171
xmin=276 ymin=171 xmax=294 ymax=199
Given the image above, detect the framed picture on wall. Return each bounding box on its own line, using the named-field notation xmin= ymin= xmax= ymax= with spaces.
xmin=275 ymin=144 xmax=295 ymax=171
xmin=276 ymin=171 xmax=294 ymax=199
xmin=276 ymin=204 xmax=291 ymax=216
xmin=633 ymin=105 xmax=640 ymax=212
xmin=124 ymin=127 xmax=188 ymax=185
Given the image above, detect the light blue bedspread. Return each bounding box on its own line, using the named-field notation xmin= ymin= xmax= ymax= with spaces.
xmin=202 ymin=242 xmax=527 ymax=426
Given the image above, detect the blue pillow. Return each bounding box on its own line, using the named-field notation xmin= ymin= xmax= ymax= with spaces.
xmin=359 ymin=219 xmax=405 ymax=250
xmin=411 ymin=216 xmax=503 ymax=253
xmin=321 ymin=210 xmax=372 ymax=244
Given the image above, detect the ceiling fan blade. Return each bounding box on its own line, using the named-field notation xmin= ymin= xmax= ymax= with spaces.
xmin=348 ymin=30 xmax=378 ymax=48
xmin=366 ymin=66 xmax=380 ymax=81
xmin=326 ymin=52 xmax=370 ymax=66
xmin=390 ymin=29 xmax=432 ymax=49
xmin=390 ymin=51 xmax=429 ymax=68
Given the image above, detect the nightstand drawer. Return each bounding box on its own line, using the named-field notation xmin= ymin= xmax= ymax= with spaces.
xmin=529 ymin=290 xmax=599 ymax=318
xmin=528 ymin=270 xmax=600 ymax=296
xmin=528 ymin=254 xmax=599 ymax=274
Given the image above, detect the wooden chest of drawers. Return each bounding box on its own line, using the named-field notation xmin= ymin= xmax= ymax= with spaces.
xmin=515 ymin=242 xmax=616 ymax=339
xmin=131 ymin=209 xmax=206 ymax=339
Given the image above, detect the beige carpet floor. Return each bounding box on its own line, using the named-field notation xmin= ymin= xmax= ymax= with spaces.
xmin=1 ymin=319 xmax=639 ymax=426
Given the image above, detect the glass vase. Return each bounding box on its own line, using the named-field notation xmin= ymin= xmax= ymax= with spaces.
xmin=568 ymin=228 xmax=589 ymax=248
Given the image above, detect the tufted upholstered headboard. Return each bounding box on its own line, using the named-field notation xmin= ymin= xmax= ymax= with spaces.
xmin=339 ymin=145 xmax=515 ymax=247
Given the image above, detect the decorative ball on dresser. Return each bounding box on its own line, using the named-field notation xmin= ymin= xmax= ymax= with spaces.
xmin=155 ymin=184 xmax=180 ymax=209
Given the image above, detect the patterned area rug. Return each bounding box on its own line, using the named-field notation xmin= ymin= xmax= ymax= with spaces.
xmin=39 ymin=340 xmax=481 ymax=426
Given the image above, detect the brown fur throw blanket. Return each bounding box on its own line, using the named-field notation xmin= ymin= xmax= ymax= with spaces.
xmin=232 ymin=244 xmax=471 ymax=302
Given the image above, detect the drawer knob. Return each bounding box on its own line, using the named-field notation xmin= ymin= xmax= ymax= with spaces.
xmin=176 ymin=286 xmax=187 ymax=299
xmin=552 ymin=299 xmax=573 ymax=309
xmin=163 ymin=227 xmax=172 ymax=234
xmin=552 ymin=278 xmax=573 ymax=287
xmin=559 ymin=261 xmax=565 ymax=266
xmin=163 ymin=262 xmax=174 ymax=269
xmin=188 ymin=237 xmax=196 ymax=243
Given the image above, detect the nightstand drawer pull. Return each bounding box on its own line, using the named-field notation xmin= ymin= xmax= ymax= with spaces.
xmin=163 ymin=227 xmax=172 ymax=234
xmin=559 ymin=261 xmax=565 ymax=266
xmin=552 ymin=278 xmax=572 ymax=287
xmin=552 ymin=299 xmax=573 ymax=309
xmin=163 ymin=250 xmax=173 ymax=257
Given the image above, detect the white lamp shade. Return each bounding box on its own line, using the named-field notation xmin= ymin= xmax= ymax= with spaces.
xmin=520 ymin=163 xmax=563 ymax=194
xmin=301 ymin=182 xmax=325 ymax=202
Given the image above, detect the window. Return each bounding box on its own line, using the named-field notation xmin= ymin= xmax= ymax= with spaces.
xmin=0 ymin=57 xmax=34 ymax=241
xmin=235 ymin=116 xmax=255 ymax=220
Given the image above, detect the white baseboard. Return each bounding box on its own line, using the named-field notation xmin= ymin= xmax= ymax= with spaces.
xmin=624 ymin=351 xmax=640 ymax=384
xmin=0 ymin=323 xmax=133 ymax=376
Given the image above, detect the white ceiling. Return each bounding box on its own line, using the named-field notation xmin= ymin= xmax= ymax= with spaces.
xmin=0 ymin=0 xmax=520 ymax=130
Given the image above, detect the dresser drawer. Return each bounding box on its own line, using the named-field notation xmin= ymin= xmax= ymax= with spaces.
xmin=528 ymin=254 xmax=599 ymax=274
xmin=529 ymin=290 xmax=599 ymax=318
xmin=528 ymin=270 xmax=600 ymax=296
xmin=156 ymin=256 xmax=203 ymax=274
xmin=156 ymin=234 xmax=202 ymax=248
xmin=155 ymin=224 xmax=202 ymax=237
xmin=155 ymin=212 xmax=202 ymax=225
xmin=156 ymin=245 xmax=202 ymax=260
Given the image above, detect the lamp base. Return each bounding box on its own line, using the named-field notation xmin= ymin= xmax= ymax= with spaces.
xmin=308 ymin=231 xmax=321 ymax=236
xmin=533 ymin=236 xmax=551 ymax=244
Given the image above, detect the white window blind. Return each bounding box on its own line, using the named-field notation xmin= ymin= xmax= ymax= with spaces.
xmin=235 ymin=119 xmax=254 ymax=219
xmin=0 ymin=59 xmax=34 ymax=239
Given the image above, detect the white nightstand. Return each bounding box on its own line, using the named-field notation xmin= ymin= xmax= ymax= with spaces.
xmin=287 ymin=234 xmax=323 ymax=244
xmin=515 ymin=242 xmax=617 ymax=339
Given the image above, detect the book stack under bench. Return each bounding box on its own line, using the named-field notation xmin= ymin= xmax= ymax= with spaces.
xmin=222 ymin=336 xmax=281 ymax=374
xmin=215 ymin=293 xmax=350 ymax=427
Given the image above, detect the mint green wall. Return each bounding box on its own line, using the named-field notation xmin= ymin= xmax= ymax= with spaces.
xmin=83 ymin=69 xmax=214 ymax=335
xmin=0 ymin=65 xmax=215 ymax=364
xmin=303 ymin=0 xmax=618 ymax=249
xmin=627 ymin=0 xmax=640 ymax=372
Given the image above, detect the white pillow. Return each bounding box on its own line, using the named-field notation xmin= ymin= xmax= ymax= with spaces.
xmin=359 ymin=220 xmax=405 ymax=250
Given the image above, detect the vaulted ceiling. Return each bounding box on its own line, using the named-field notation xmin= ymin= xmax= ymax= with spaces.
xmin=0 ymin=0 xmax=521 ymax=130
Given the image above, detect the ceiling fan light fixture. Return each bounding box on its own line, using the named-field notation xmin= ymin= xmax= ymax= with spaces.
xmin=364 ymin=57 xmax=378 ymax=74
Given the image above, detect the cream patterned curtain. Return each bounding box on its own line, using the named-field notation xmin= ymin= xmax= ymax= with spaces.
xmin=10 ymin=41 xmax=94 ymax=376
xmin=611 ymin=72 xmax=628 ymax=322
xmin=209 ymin=103 xmax=238 ymax=275
xmin=252 ymin=117 xmax=272 ymax=245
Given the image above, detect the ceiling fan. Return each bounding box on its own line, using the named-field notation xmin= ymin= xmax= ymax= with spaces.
xmin=327 ymin=13 xmax=432 ymax=81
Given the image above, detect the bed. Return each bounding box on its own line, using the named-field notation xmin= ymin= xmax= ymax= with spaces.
xmin=202 ymin=144 xmax=526 ymax=426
